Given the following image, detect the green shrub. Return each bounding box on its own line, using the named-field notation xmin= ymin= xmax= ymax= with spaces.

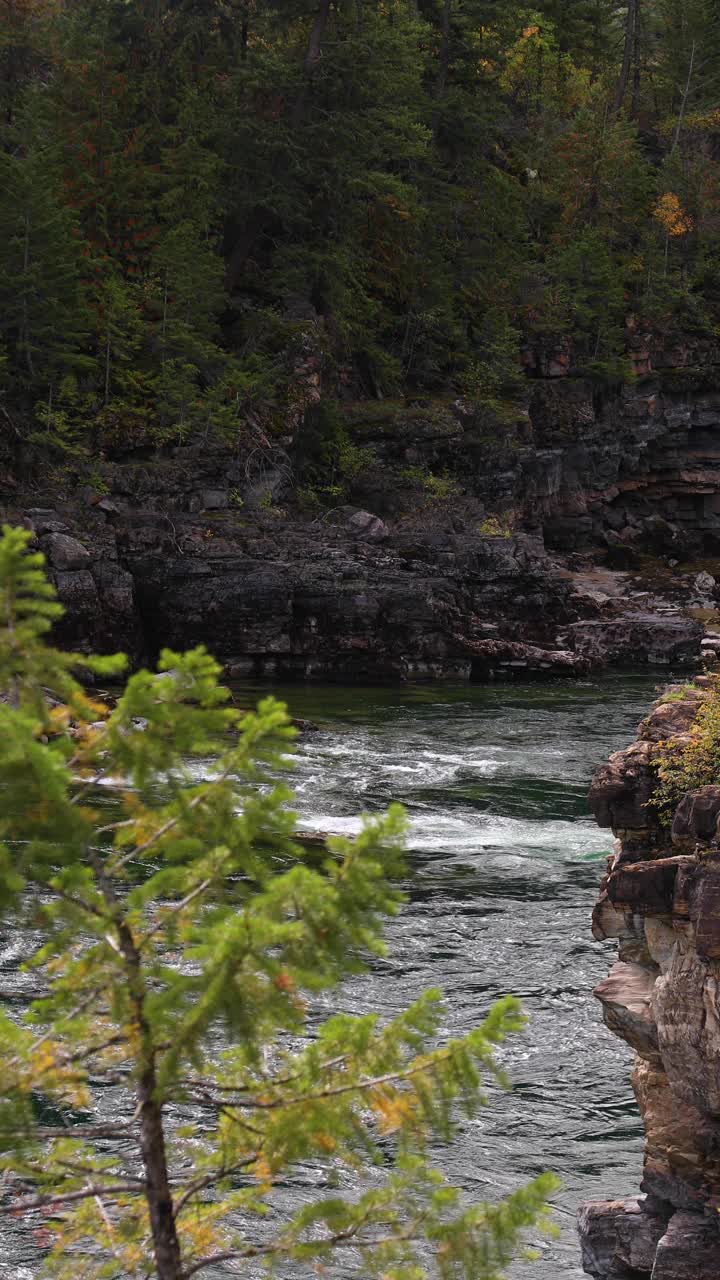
xmin=653 ymin=679 xmax=720 ymax=823
xmin=401 ymin=464 xmax=458 ymax=501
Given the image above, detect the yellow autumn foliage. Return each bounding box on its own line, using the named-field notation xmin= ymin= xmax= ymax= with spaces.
xmin=370 ymin=1086 xmax=418 ymax=1135
xmin=653 ymin=191 xmax=694 ymax=236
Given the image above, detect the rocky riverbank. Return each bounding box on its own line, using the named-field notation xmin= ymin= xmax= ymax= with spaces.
xmin=3 ymin=350 xmax=720 ymax=678
xmin=578 ymin=679 xmax=720 ymax=1279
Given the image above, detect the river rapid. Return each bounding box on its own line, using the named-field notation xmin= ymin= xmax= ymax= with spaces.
xmin=229 ymin=673 xmax=662 ymax=1279
xmin=0 ymin=672 xmax=665 ymax=1279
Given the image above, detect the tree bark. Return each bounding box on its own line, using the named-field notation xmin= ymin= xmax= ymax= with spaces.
xmin=431 ymin=0 xmax=450 ymax=141
xmin=671 ymin=40 xmax=696 ymax=152
xmin=118 ymin=918 xmax=184 ymax=1280
xmin=91 ymin=851 xmax=183 ymax=1280
xmin=630 ymin=0 xmax=641 ymax=118
xmin=290 ymin=0 xmax=330 ymax=128
xmin=21 ymin=213 xmax=34 ymax=377
xmin=613 ymin=0 xmax=637 ymax=113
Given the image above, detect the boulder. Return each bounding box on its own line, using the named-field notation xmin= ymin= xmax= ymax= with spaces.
xmin=577 ymin=1197 xmax=669 ymax=1278
xmin=54 ymin=569 xmax=99 ymax=614
xmin=694 ymin=571 xmax=717 ymax=601
xmin=41 ymin=531 xmax=90 ymax=570
xmin=347 ymin=510 xmax=389 ymax=541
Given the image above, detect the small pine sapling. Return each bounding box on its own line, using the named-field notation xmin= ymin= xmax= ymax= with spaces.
xmin=0 ymin=525 xmax=557 ymax=1279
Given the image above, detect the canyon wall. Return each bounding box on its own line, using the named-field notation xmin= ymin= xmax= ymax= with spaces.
xmin=578 ymin=681 xmax=720 ymax=1280
xmin=4 ymin=352 xmax=720 ymax=676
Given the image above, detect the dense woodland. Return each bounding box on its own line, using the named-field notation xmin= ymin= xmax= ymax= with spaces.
xmin=1 ymin=0 xmax=719 ymax=463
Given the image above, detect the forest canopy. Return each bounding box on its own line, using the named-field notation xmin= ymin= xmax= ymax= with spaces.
xmin=1 ymin=0 xmax=718 ymax=456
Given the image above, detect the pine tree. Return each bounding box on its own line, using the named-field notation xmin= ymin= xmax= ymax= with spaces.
xmin=0 ymin=525 xmax=557 ymax=1280
xmin=0 ymin=92 xmax=92 ymax=428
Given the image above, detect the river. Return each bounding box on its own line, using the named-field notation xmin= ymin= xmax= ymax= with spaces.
xmin=1 ymin=671 xmax=662 ymax=1279
xmin=227 ymin=672 xmax=661 ymax=1278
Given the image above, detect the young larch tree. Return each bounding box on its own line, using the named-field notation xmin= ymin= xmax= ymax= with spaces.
xmin=0 ymin=525 xmax=556 ymax=1280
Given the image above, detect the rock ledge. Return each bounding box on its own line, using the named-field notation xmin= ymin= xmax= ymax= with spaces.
xmin=579 ymin=681 xmax=720 ymax=1279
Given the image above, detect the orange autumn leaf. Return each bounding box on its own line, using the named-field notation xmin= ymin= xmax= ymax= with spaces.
xmin=272 ymin=969 xmax=295 ymax=993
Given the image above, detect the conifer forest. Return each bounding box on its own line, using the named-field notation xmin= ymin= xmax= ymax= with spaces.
xmin=1 ymin=0 xmax=719 ymax=457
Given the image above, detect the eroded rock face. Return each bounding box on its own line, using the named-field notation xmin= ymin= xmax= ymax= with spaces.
xmin=672 ymin=789 xmax=720 ymax=852
xmin=632 ymin=1058 xmax=720 ymax=1210
xmin=639 ymin=697 xmax=703 ymax=744
xmin=3 ymin=365 xmax=717 ymax=677
xmin=22 ymin=512 xmax=142 ymax=659
xmin=589 ymin=740 xmax=665 ymax=849
xmin=594 ymin=961 xmax=660 ymax=1059
xmin=579 ymin=684 xmax=720 ymax=1279
xmin=652 ymin=943 xmax=720 ymax=1115
xmin=578 ymin=1198 xmax=670 ymax=1278
xmin=569 ymin=616 xmax=703 ymax=668
xmin=652 ymin=1211 xmax=720 ymax=1280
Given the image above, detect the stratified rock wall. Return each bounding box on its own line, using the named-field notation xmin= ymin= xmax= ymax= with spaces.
xmin=578 ymin=683 xmax=720 ymax=1280
xmin=4 ymin=355 xmax=720 ymax=676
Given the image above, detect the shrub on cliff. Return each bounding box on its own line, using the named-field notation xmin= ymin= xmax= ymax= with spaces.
xmin=0 ymin=525 xmax=556 ymax=1280
xmin=653 ymin=677 xmax=720 ymax=824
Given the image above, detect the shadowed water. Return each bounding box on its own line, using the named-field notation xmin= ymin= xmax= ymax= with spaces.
xmin=0 ymin=673 xmax=664 ymax=1278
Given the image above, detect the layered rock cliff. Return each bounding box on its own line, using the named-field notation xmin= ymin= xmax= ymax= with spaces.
xmin=578 ymin=681 xmax=720 ymax=1279
xmin=3 ymin=353 xmax=720 ymax=676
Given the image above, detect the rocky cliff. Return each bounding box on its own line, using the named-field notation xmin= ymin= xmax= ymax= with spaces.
xmin=3 ymin=351 xmax=720 ymax=676
xmin=578 ymin=680 xmax=720 ymax=1280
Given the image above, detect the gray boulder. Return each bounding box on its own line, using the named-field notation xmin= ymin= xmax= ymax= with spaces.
xmin=42 ymin=532 xmax=91 ymax=571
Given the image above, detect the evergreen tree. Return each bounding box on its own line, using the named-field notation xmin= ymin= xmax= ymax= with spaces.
xmin=0 ymin=525 xmax=557 ymax=1280
xmin=0 ymin=91 xmax=93 ymax=451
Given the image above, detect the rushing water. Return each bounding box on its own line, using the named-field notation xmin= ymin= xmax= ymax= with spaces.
xmin=0 ymin=672 xmax=665 ymax=1279
xmin=227 ymin=673 xmax=663 ymax=1278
